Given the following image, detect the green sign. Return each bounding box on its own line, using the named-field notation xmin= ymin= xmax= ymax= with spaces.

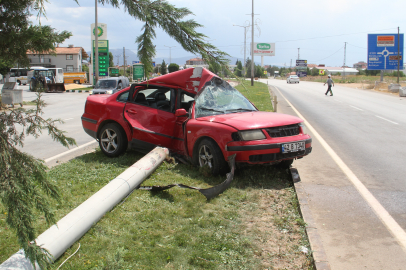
xmin=133 ymin=64 xmax=144 ymax=80
xmin=92 ymin=40 xmax=109 ymax=77
xmin=257 ymin=43 xmax=271 ymax=50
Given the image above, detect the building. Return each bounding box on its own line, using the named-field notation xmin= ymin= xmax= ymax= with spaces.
xmin=353 ymin=61 xmax=367 ymax=69
xmin=322 ymin=66 xmax=359 ymax=75
xmin=186 ymin=57 xmax=206 ymax=66
xmin=27 ymin=45 xmax=89 ymax=72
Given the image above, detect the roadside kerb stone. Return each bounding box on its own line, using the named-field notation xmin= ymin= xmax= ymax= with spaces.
xmin=290 ymin=167 xmax=331 ymax=270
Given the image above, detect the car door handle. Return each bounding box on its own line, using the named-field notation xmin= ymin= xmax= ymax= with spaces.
xmin=127 ymin=109 xmax=137 ymax=114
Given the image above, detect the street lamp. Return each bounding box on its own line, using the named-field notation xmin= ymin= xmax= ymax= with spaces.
xmin=164 ymin=45 xmax=176 ymax=64
xmin=233 ymin=23 xmax=250 ymax=77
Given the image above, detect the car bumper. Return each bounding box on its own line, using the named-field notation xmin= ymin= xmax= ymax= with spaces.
xmin=225 ymin=137 xmax=312 ymax=164
xmin=81 ymin=115 xmax=98 ymax=139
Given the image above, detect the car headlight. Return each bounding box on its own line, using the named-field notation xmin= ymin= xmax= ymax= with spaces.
xmin=89 ymin=90 xmax=93 ymax=94
xmin=106 ymin=90 xmax=113 ymax=94
xmin=238 ymin=130 xmax=266 ymax=141
xmin=299 ymin=122 xmax=307 ymax=134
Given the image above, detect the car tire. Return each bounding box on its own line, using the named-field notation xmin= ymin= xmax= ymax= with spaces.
xmin=98 ymin=123 xmax=127 ymax=157
xmin=17 ymin=80 xmax=21 ymax=85
xmin=275 ymin=159 xmax=294 ymax=169
xmin=195 ymin=139 xmax=227 ymax=176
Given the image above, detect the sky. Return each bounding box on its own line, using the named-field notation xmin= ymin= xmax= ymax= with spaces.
xmin=31 ymin=0 xmax=406 ymax=67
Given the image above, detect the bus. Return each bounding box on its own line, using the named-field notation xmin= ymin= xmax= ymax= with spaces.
xmin=9 ymin=68 xmax=29 ymax=85
xmin=9 ymin=67 xmax=64 ymax=85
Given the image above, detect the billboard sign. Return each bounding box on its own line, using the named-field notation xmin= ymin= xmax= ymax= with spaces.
xmin=92 ymin=40 xmax=109 ymax=77
xmin=133 ymin=64 xmax=144 ymax=80
xmin=297 ymin=71 xmax=307 ymax=77
xmin=252 ymin=43 xmax=275 ymax=56
xmin=91 ymin=23 xmax=107 ymax=40
xmin=368 ymin=34 xmax=404 ymax=70
xmin=296 ymin=60 xmax=307 ymax=66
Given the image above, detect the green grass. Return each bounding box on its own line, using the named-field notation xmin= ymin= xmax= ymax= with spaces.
xmin=235 ymin=81 xmax=274 ymax=112
xmin=0 ymin=81 xmax=313 ymax=269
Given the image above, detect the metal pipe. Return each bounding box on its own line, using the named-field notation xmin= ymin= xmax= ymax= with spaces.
xmin=0 ymin=147 xmax=169 ymax=269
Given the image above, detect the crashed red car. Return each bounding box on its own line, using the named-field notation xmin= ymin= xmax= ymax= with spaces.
xmin=81 ymin=67 xmax=312 ymax=174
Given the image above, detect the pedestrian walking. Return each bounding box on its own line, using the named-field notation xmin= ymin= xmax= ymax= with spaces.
xmin=324 ymin=75 xmax=334 ymax=96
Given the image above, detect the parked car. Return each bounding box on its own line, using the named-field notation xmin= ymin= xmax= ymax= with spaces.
xmin=81 ymin=67 xmax=312 ymax=175
xmin=287 ymin=75 xmax=300 ymax=84
xmin=90 ymin=76 xmax=129 ymax=95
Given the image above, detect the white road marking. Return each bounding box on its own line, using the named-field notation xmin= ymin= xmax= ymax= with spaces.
xmin=63 ymin=118 xmax=74 ymax=121
xmin=44 ymin=140 xmax=98 ymax=163
xmin=350 ymin=105 xmax=363 ymax=111
xmin=274 ymin=86 xmax=406 ymax=253
xmin=375 ymin=115 xmax=399 ymax=125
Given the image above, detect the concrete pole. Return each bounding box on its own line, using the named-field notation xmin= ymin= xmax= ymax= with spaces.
xmin=123 ymin=47 xmax=126 ymax=77
xmin=251 ymin=0 xmax=254 ymax=86
xmin=0 ymin=147 xmax=169 ymax=269
xmin=244 ymin=27 xmax=247 ymax=78
xmin=397 ymin=26 xmax=400 ymax=84
xmin=94 ymin=0 xmax=99 ymax=85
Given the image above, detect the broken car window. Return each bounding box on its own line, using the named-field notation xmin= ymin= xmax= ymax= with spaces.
xmin=194 ymin=78 xmax=257 ymax=118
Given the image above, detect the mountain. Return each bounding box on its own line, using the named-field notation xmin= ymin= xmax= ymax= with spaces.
xmin=88 ymin=49 xmax=248 ymax=66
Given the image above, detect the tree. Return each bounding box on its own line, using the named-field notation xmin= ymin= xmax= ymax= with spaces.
xmin=1 ymin=0 xmax=228 ymax=267
xmin=245 ymin=58 xmax=252 ymax=78
xmin=1 ymin=90 xmax=76 ymax=269
xmin=1 ymin=1 xmax=74 ymax=268
xmin=160 ymin=60 xmax=167 ymax=75
xmin=235 ymin=61 xmax=242 ymax=77
xmin=0 ymin=0 xmax=71 ymax=75
xmin=311 ymin=68 xmax=320 ymax=76
xmin=208 ymin=61 xmax=221 ymax=75
xmin=168 ymin=63 xmax=179 ymax=73
xmin=109 ymin=52 xmax=115 ymax=67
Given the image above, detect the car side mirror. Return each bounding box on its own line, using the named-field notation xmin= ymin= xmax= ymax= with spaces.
xmin=175 ymin=108 xmax=189 ymax=117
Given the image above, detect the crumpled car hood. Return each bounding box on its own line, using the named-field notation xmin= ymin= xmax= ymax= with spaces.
xmin=144 ymin=67 xmax=217 ymax=94
xmin=197 ymin=111 xmax=302 ymax=130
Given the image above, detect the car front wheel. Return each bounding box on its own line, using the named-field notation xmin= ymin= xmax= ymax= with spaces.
xmin=196 ymin=139 xmax=227 ymax=175
xmin=99 ymin=123 xmax=127 ymax=157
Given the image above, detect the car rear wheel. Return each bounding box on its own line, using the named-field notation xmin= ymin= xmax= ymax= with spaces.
xmin=196 ymin=139 xmax=227 ymax=175
xmin=99 ymin=123 xmax=127 ymax=157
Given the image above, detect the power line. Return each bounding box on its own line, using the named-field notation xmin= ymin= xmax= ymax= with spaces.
xmin=310 ymin=46 xmax=344 ymax=63
xmin=273 ymin=28 xmax=397 ymax=43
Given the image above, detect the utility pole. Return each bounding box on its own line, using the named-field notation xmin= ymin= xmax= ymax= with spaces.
xmin=298 ymin=48 xmax=300 ymax=60
xmin=94 ymin=0 xmax=99 ymax=84
xmin=164 ymin=45 xmax=175 ymax=64
xmin=115 ymin=55 xmax=121 ymax=66
xmin=233 ymin=23 xmax=250 ymax=78
xmin=343 ymin=42 xmax=347 ymax=80
xmin=397 ymin=26 xmax=400 ymax=84
xmin=290 ymin=59 xmax=292 ymax=69
xmin=251 ymin=0 xmax=254 ymax=86
xmin=123 ymin=47 xmax=126 ymax=76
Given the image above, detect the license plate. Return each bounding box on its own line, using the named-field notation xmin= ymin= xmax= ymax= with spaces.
xmin=281 ymin=141 xmax=305 ymax=153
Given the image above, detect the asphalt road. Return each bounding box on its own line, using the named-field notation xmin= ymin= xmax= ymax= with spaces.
xmin=263 ymin=78 xmax=406 ymax=269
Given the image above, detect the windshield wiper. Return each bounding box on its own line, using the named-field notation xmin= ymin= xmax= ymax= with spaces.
xmin=225 ymin=108 xmax=257 ymax=112
xmin=199 ymin=107 xmax=225 ymax=113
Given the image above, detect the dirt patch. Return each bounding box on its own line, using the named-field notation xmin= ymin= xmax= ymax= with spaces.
xmin=242 ymin=189 xmax=313 ymax=269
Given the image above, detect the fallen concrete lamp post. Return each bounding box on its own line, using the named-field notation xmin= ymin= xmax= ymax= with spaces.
xmin=0 ymin=147 xmax=169 ymax=270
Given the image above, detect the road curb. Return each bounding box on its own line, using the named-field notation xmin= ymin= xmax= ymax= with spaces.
xmin=290 ymin=167 xmax=331 ymax=270
xmin=65 ymin=89 xmax=90 ymax=93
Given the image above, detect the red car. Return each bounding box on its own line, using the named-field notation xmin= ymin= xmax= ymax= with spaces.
xmin=81 ymin=67 xmax=311 ymax=175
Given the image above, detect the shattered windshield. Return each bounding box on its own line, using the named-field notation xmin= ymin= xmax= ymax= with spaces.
xmin=195 ymin=78 xmax=257 ymax=118
xmin=95 ymin=80 xmax=117 ymax=89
